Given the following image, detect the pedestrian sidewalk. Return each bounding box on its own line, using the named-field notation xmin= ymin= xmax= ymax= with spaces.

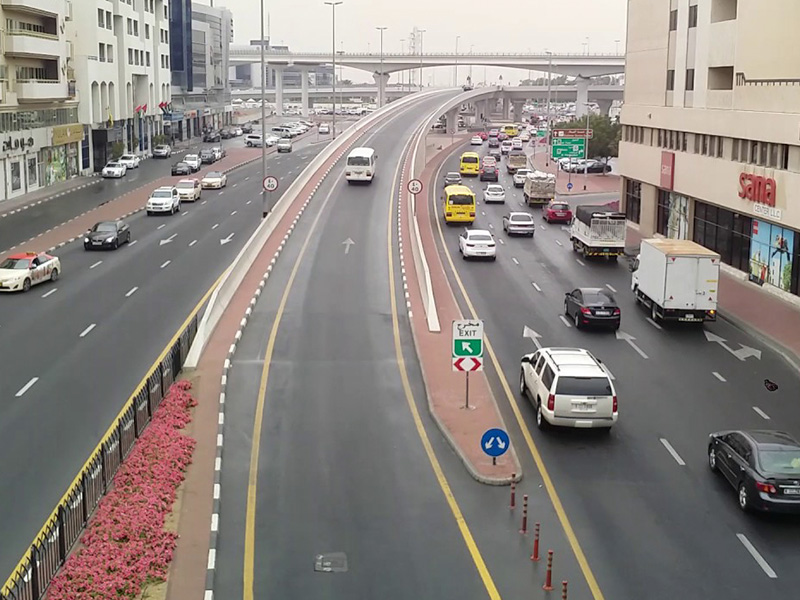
xmin=626 ymin=225 xmax=800 ymax=368
xmin=525 ymin=140 xmax=621 ymax=196
xmin=0 ymin=175 xmax=101 ymax=219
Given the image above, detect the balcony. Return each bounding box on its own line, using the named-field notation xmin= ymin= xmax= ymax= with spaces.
xmin=15 ymin=79 xmax=69 ymax=102
xmin=0 ymin=0 xmax=59 ymax=16
xmin=5 ymin=30 xmax=63 ymax=59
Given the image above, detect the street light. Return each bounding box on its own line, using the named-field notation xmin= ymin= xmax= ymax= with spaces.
xmin=376 ymin=26 xmax=387 ymax=107
xmin=324 ymin=0 xmax=343 ymax=139
xmin=260 ymin=0 xmax=268 ymax=217
xmin=545 ymin=50 xmax=553 ymax=167
xmin=400 ymin=38 xmax=406 ymax=93
xmin=454 ymin=35 xmax=460 ymax=88
xmin=582 ymin=102 xmax=591 ymax=190
xmin=418 ymin=28 xmax=426 ymax=92
xmin=469 ymin=44 xmax=474 ymax=81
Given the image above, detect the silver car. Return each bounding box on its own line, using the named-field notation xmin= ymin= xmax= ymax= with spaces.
xmin=503 ymin=211 xmax=536 ymax=237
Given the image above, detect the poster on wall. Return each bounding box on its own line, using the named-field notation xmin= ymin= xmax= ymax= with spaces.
xmin=667 ymin=193 xmax=689 ymax=240
xmin=749 ymin=219 xmax=794 ymax=291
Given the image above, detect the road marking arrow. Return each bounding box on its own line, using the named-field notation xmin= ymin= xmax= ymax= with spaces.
xmin=522 ymin=325 xmax=543 ymax=349
xmin=704 ymin=331 xmax=761 ymax=361
xmin=159 ymin=233 xmax=177 ymax=246
xmin=342 ymin=237 xmax=355 ymax=254
xmin=615 ymin=330 xmax=649 ymax=359
xmin=220 ymin=233 xmax=235 ymax=246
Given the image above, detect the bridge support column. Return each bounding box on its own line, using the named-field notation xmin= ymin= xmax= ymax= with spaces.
xmin=445 ymin=108 xmax=458 ymax=135
xmin=597 ymin=99 xmax=613 ymax=116
xmin=373 ymin=71 xmax=390 ymax=108
xmin=512 ymin=101 xmax=524 ymax=121
xmin=576 ymin=76 xmax=591 ymax=117
xmin=274 ymin=67 xmax=285 ymax=117
xmin=250 ymin=63 xmax=262 ymax=89
xmin=476 ymin=100 xmax=488 ymax=124
xmin=300 ymin=68 xmax=310 ymax=117
xmin=501 ymin=97 xmax=510 ymax=120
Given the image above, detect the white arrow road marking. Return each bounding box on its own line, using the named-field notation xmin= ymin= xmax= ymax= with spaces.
xmin=159 ymin=233 xmax=177 ymax=246
xmin=220 ymin=233 xmax=235 ymax=245
xmin=615 ymin=330 xmax=648 ymax=359
xmin=559 ymin=315 xmax=572 ymax=328
xmin=125 ymin=286 xmax=138 ymax=297
xmin=89 ymin=261 xmax=102 ymax=269
xmin=736 ymin=534 xmax=777 ymax=579
xmin=704 ymin=331 xmax=761 ymax=361
xmin=160 ymin=260 xmax=171 ymax=269
xmin=752 ymin=406 xmax=770 ymax=420
xmin=15 ymin=377 xmax=38 ymax=397
xmin=79 ymin=323 xmax=96 ymax=338
xmin=646 ymin=317 xmax=663 ymax=330
xmin=41 ymin=289 xmax=57 ymax=298
xmin=712 ymin=372 xmax=726 ymax=382
xmin=660 ymin=438 xmax=685 ymax=465
xmin=523 ymin=325 xmax=543 ymax=349
xmin=342 ymin=238 xmax=355 ymax=254
xmin=606 ymin=284 xmax=617 ymax=293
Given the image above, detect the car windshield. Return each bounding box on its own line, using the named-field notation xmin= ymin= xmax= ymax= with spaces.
xmin=106 ymin=162 xmax=119 ymax=168
xmin=0 ymin=258 xmax=29 ymax=269
xmin=121 ymin=155 xmax=134 ymax=160
xmin=348 ymin=156 xmax=371 ymax=166
xmin=152 ymin=190 xmax=173 ymax=198
xmin=583 ymin=291 xmax=615 ymax=304
xmin=556 ymin=377 xmax=612 ymax=396
xmin=487 ymin=186 xmax=503 ymax=193
xmin=206 ymin=172 xmax=222 ymax=178
xmin=511 ymin=214 xmax=532 ymax=222
xmin=551 ymin=204 xmax=570 ymax=211
xmin=448 ymin=194 xmax=474 ymax=206
xmin=92 ymin=223 xmax=116 ymax=232
xmin=759 ymin=450 xmax=800 ymax=475
xmin=156 ymin=145 xmax=167 ymax=150
xmin=469 ymin=233 xmax=492 ymax=242
xmin=176 ymin=181 xmax=195 ymax=189
xmin=446 ymin=173 xmax=460 ymax=179
xmin=175 ymin=163 xmax=188 ymax=168
xmin=185 ymin=155 xmax=198 ymax=160
xmin=517 ymin=170 xmax=530 ymax=176
xmin=462 ymin=156 xmax=478 ymax=164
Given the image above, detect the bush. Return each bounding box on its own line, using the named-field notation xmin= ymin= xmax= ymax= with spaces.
xmin=47 ymin=381 xmax=197 ymax=600
xmin=111 ymin=142 xmax=125 ymax=159
xmin=153 ymin=134 xmax=169 ymax=147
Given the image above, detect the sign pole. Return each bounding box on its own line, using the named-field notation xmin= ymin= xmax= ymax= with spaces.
xmin=465 ymin=371 xmax=470 ymax=409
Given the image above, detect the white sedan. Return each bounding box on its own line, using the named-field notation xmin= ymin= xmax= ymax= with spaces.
xmin=458 ymin=229 xmax=497 ymax=260
xmin=118 ymin=154 xmax=141 ymax=169
xmin=483 ymin=184 xmax=506 ymax=203
xmin=201 ymin=171 xmax=228 ymax=189
xmin=519 ymin=131 xmax=531 ymax=142
xmin=470 ymin=135 xmax=483 ymax=145
xmin=101 ymin=161 xmax=126 ymax=178
xmin=319 ymin=124 xmax=330 ymax=134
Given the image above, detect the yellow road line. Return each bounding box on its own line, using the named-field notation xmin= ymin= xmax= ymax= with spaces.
xmin=430 ymin=160 xmax=607 ymax=600
xmin=386 ymin=130 xmax=501 ymax=599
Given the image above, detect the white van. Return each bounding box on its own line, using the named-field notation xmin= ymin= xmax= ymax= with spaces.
xmin=345 ymin=147 xmax=377 ymax=184
xmin=244 ymin=134 xmax=263 ymax=147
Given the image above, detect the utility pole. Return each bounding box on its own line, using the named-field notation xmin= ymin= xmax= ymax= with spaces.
xmin=454 ymin=35 xmax=460 ymax=87
xmin=376 ymin=26 xmax=387 ymax=107
xmin=260 ymin=0 xmax=268 ymax=217
xmin=418 ymin=28 xmax=426 ymax=91
xmin=324 ymin=1 xmax=343 ymax=138
xmin=545 ymin=51 xmax=552 ymax=167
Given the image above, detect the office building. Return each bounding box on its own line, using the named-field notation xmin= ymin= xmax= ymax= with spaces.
xmin=620 ymin=0 xmax=800 ymax=297
xmin=0 ymin=0 xmax=80 ymax=202
xmin=67 ymin=0 xmax=172 ymax=171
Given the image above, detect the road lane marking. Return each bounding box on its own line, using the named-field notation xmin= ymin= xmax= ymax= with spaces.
xmin=157 ymin=223 xmax=166 ymax=230
xmin=129 ymin=239 xmax=138 ymax=246
xmin=488 ymin=223 xmax=493 ymax=229
xmin=212 ymin=223 xmax=219 ymax=230
xmin=231 ymin=210 xmax=237 ymax=216
xmin=532 ymin=282 xmax=541 ymax=292
xmin=556 ymin=239 xmax=563 ymax=246
xmin=125 ymin=286 xmax=138 ymax=297
xmin=659 ymin=438 xmax=685 ymax=466
xmin=79 ymin=324 xmax=96 ymax=338
xmin=576 ymin=258 xmax=585 ymax=266
xmin=512 ymin=257 xmax=519 ymax=265
xmin=712 ymin=372 xmax=726 ymax=382
xmin=646 ymin=317 xmax=663 ymax=330
xmin=498 ymin=239 xmax=504 ymax=245
xmin=605 ymin=284 xmax=617 ymax=293
xmin=89 ymin=261 xmax=102 ymax=269
xmin=481 ymin=211 xmax=486 ymax=216
xmin=41 ymin=289 xmax=57 ymax=298
xmin=559 ymin=315 xmax=572 ymax=328
xmin=232 ymin=183 xmax=237 ymax=187
xmin=160 ymin=260 xmax=171 ymax=269
xmin=15 ymin=377 xmax=38 ymax=397
xmin=246 ymin=200 xmax=252 ymax=205
xmin=540 ymin=225 xmax=546 ymax=230
xmin=752 ymin=406 xmax=770 ymax=420
xmin=201 ymin=200 xmax=208 ymax=205
xmin=736 ymin=534 xmax=777 ymax=578
xmin=189 ymin=240 xmax=198 ymax=247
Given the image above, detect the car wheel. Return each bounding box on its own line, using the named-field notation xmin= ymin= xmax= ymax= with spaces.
xmin=536 ymin=400 xmax=549 ymax=430
xmin=22 ymin=278 xmax=31 ymax=292
xmin=127 ymin=232 xmax=132 ymax=244
xmin=113 ymin=238 xmax=119 ymax=250
xmin=564 ymin=301 xmax=569 ymax=316
xmin=491 ymin=256 xmax=497 ymax=261
xmin=147 ymin=211 xmax=152 ymax=216
xmin=738 ymin=482 xmax=751 ymax=512
xmin=651 ymin=302 xmax=658 ymax=322
xmin=176 ymin=201 xmax=181 ymax=213
xmin=708 ymin=446 xmax=718 ymax=472
xmin=519 ymin=370 xmax=527 ymax=397
xmin=50 ymin=268 xmax=59 ymax=282
xmin=574 ymin=311 xmax=581 ymax=329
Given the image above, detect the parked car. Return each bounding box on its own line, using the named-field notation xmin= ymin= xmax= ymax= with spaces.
xmin=212 ymin=146 xmax=226 ymax=160
xmin=200 ymin=149 xmax=217 ymax=164
xmin=84 ymin=220 xmax=131 ymax=250
xmin=241 ymin=123 xmax=254 ymax=134
xmin=183 ymin=154 xmax=201 ymax=171
xmin=502 ymin=211 xmax=536 ymax=236
xmin=171 ymin=162 xmax=191 ymax=176
xmin=244 ymin=134 xmax=264 ymax=147
xmin=101 ymin=161 xmax=126 ymax=178
xmin=319 ymin=123 xmax=330 ymax=134
xmin=564 ymin=287 xmax=621 ymax=330
xmin=220 ymin=128 xmax=235 ymax=139
xmin=152 ymin=145 xmax=172 ymax=158
xmin=117 ymin=154 xmax=141 ymax=169
xmin=203 ymin=130 xmax=221 ymax=142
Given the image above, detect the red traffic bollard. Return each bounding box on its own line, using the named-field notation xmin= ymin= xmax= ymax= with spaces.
xmin=519 ymin=494 xmax=528 ymax=534
xmin=530 ymin=522 xmax=540 ymax=561
xmin=542 ymin=550 xmax=554 ymax=591
xmin=562 ymin=580 xmax=568 ymax=599
xmin=510 ymin=474 xmax=516 ymax=509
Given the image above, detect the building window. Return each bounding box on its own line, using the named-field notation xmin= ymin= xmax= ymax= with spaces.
xmin=731 ymin=138 xmax=740 ymax=161
xmin=99 ymin=43 xmax=106 ymax=62
xmin=685 ymin=69 xmax=695 ymax=91
xmin=681 ymin=132 xmax=687 ymax=152
xmin=127 ymin=18 xmax=132 ymax=35
xmin=657 ymin=190 xmax=690 ymax=239
xmin=666 ymin=70 xmax=675 ymax=91
xmin=146 ymin=23 xmax=150 ymax=39
xmin=625 ymin=179 xmax=641 ymax=224
xmin=107 ymin=44 xmax=114 ymax=63
xmin=128 ymin=48 xmax=134 ymax=65
xmin=693 ymin=201 xmax=754 ymax=275
xmin=106 ymin=12 xmax=112 ymax=29
xmin=669 ymin=9 xmax=678 ymax=31
xmin=146 ymin=51 xmax=150 ymax=67
xmin=97 ymin=8 xmax=104 ymax=27
xmin=133 ymin=20 xmax=139 ymax=36
xmin=688 ymin=4 xmax=698 ymax=27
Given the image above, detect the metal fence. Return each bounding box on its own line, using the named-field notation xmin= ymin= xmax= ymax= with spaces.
xmin=0 ymin=316 xmax=199 ymax=600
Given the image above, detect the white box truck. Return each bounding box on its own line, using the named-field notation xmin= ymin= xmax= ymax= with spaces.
xmin=569 ymin=205 xmax=627 ymax=258
xmin=630 ymin=238 xmax=720 ymax=323
xmin=523 ymin=171 xmax=556 ymax=206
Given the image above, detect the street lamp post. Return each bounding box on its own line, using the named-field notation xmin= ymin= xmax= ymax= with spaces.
xmin=376 ymin=26 xmax=387 ymax=107
xmin=325 ymin=1 xmax=343 ymax=139
xmin=583 ymin=102 xmax=591 ymax=190
xmin=454 ymin=35 xmax=460 ymax=87
xmin=400 ymin=39 xmax=405 ymax=93
xmin=545 ymin=50 xmax=552 ymax=167
xmin=260 ymin=0 xmax=268 ymax=217
xmin=469 ymin=44 xmax=474 ymax=81
xmin=418 ymin=28 xmax=426 ymax=92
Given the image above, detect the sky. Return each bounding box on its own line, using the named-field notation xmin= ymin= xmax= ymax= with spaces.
xmin=207 ymin=0 xmax=628 ymax=84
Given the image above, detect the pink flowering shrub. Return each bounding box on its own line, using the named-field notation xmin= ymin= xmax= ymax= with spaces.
xmin=47 ymin=380 xmax=197 ymax=600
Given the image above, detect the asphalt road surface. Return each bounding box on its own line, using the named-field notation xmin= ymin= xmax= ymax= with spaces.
xmin=0 ymin=141 xmax=327 ymax=578
xmin=431 ymin=144 xmax=800 ymax=599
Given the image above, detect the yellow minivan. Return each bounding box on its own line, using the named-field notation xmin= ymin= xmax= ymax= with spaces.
xmin=501 ymin=124 xmax=519 ymax=138
xmin=443 ymin=184 xmax=476 ymax=224
xmin=459 ymin=152 xmax=480 ymax=176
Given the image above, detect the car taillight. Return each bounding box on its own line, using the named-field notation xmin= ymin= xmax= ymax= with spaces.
xmin=469 ymin=212 xmax=475 ymax=217
xmin=345 ymin=172 xmax=351 ymax=176
xmin=465 ymin=243 xmax=475 ymax=247
xmin=446 ymin=212 xmax=452 ymax=217
xmin=547 ymin=394 xmax=555 ymax=411
xmin=612 ymin=395 xmax=618 ymax=412
xmin=580 ymin=307 xmax=592 ymax=315
xmin=756 ymin=482 xmax=777 ymax=495
xmin=613 ymin=308 xmax=621 ymax=315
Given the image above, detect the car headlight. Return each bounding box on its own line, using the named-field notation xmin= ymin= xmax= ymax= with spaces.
xmin=84 ymin=237 xmax=90 ymax=243
xmin=106 ymin=236 xmax=115 ymax=242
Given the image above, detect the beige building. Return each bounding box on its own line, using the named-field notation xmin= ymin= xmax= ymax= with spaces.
xmin=619 ymin=0 xmax=800 ymax=297
xmin=0 ymin=0 xmax=83 ymax=202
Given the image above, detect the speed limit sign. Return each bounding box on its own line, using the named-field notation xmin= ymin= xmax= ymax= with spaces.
xmin=263 ymin=176 xmax=279 ymax=192
xmin=407 ymin=179 xmax=423 ymax=195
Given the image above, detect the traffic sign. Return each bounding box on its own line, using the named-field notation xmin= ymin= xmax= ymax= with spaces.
xmin=453 ymin=357 xmax=483 ymax=372
xmin=407 ymin=178 xmax=423 ymax=195
xmin=452 ymin=319 xmax=483 ymax=358
xmin=551 ymin=138 xmax=586 ymax=160
xmin=536 ymin=129 xmax=548 ymax=138
xmin=263 ymin=176 xmax=278 ymax=192
xmin=480 ymin=428 xmax=510 ymax=458
xmin=567 ymin=182 xmax=574 ymax=191
xmin=553 ymin=128 xmax=593 ymax=139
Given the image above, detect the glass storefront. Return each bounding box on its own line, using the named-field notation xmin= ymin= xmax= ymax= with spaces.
xmin=624 ymin=178 xmax=641 ymax=223
xmin=657 ymin=189 xmax=690 ymax=239
xmin=748 ymin=219 xmax=799 ymax=294
xmin=693 ymin=201 xmax=752 ymax=274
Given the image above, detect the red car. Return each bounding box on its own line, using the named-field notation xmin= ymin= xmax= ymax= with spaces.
xmin=543 ymin=201 xmax=573 ymax=223
xmin=477 ymin=131 xmax=488 ymax=140
xmin=497 ymin=132 xmax=509 ymax=141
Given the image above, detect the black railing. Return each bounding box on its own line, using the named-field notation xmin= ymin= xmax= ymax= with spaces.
xmin=0 ymin=316 xmax=199 ymax=600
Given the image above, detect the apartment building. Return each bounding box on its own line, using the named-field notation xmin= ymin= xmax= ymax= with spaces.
xmin=620 ymin=0 xmax=800 ymax=298
xmin=0 ymin=0 xmax=80 ymax=202
xmin=67 ymin=0 xmax=172 ymax=171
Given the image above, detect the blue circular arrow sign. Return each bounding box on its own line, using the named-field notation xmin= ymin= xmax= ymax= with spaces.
xmin=567 ymin=182 xmax=574 ymax=190
xmin=480 ymin=428 xmax=510 ymax=458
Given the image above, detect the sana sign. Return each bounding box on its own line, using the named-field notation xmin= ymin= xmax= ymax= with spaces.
xmin=739 ymin=173 xmax=776 ymax=207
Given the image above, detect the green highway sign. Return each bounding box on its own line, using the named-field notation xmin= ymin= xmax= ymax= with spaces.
xmin=536 ymin=129 xmax=548 ymax=138
xmin=552 ymin=138 xmax=586 ymax=159
xmin=452 ymin=319 xmax=484 ymax=359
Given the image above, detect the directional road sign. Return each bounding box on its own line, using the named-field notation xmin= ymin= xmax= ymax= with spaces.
xmin=480 ymin=428 xmax=510 ymax=458
xmin=567 ymin=182 xmax=574 ymax=190
xmin=452 ymin=319 xmax=484 ymax=372
xmin=263 ymin=175 xmax=279 ymax=192
xmin=407 ymin=178 xmax=423 ymax=195
xmin=553 ymin=128 xmax=593 ymax=139
xmin=551 ymin=138 xmax=586 ymax=160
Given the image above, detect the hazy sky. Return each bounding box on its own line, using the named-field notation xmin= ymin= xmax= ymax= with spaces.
xmin=207 ymin=0 xmax=628 ymax=83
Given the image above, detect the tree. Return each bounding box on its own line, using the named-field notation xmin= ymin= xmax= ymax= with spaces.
xmin=556 ymin=114 xmax=620 ymax=167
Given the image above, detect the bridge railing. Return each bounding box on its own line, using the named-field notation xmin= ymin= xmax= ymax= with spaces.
xmin=228 ymin=49 xmax=625 ymax=58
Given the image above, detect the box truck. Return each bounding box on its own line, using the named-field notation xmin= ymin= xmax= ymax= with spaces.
xmin=523 ymin=171 xmax=556 ymax=206
xmin=630 ymin=238 xmax=720 ymax=323
xmin=569 ymin=205 xmax=627 ymax=258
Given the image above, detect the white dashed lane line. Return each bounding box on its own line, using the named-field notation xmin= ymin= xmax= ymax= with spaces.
xmin=752 ymin=406 xmax=770 ymax=420
xmin=41 ymin=289 xmax=57 ymax=298
xmin=576 ymin=258 xmax=585 ymax=266
xmin=15 ymin=377 xmax=38 ymax=397
xmin=606 ymin=284 xmax=617 ymax=293
xmin=160 ymin=260 xmax=171 ymax=269
xmin=556 ymin=240 xmax=563 ymax=246
xmin=558 ymin=315 xmax=572 ymax=328
xmin=231 ymin=210 xmax=237 ymax=216
xmin=736 ymin=534 xmax=777 ymax=579
xmin=212 ymin=224 xmax=219 ymax=230
xmin=659 ymin=438 xmax=686 ymax=466
xmin=125 ymin=286 xmax=138 ymax=297
xmin=532 ymin=282 xmax=542 ymax=292
xmin=498 ymin=239 xmax=504 ymax=245
xmin=712 ymin=372 xmax=726 ymax=382
xmin=201 ymin=200 xmax=208 ymax=205
xmin=79 ymin=323 xmax=96 ymax=338
xmin=511 ymin=257 xmax=519 ymax=265
xmin=129 ymin=239 xmax=138 ymax=246
xmin=157 ymin=224 xmax=166 ymax=230
xmin=89 ymin=261 xmax=102 ymax=269
xmin=189 ymin=240 xmax=198 ymax=247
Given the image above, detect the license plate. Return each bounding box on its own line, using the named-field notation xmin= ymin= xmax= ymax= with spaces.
xmin=603 ymin=248 xmax=610 ymax=252
xmin=556 ymin=213 xmax=565 ymax=216
xmin=595 ymin=310 xmax=610 ymax=316
xmin=686 ymin=313 xmax=695 ymax=319
xmin=93 ymin=241 xmax=102 ymax=245
xmin=783 ymin=488 xmax=800 ymax=495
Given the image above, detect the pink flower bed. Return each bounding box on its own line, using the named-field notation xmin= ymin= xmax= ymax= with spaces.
xmin=48 ymin=380 xmax=197 ymax=600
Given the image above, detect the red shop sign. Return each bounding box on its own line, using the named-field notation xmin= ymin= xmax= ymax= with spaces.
xmin=660 ymin=151 xmax=675 ymax=190
xmin=739 ymin=173 xmax=776 ymax=207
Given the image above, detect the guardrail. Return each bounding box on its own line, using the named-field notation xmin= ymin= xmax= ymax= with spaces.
xmin=0 ymin=314 xmax=201 ymax=600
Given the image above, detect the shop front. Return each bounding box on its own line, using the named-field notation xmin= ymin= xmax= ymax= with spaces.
xmin=0 ymin=128 xmax=49 ymax=202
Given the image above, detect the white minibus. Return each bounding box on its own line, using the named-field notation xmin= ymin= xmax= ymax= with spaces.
xmin=345 ymin=147 xmax=377 ymax=184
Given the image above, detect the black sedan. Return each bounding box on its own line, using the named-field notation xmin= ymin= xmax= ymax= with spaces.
xmin=564 ymin=287 xmax=620 ymax=330
xmin=220 ymin=128 xmax=235 ymax=139
xmin=203 ymin=130 xmax=221 ymax=142
xmin=171 ymin=162 xmax=191 ymax=176
xmin=200 ymin=149 xmax=216 ymax=164
xmin=241 ymin=123 xmax=254 ymax=134
xmin=565 ymin=159 xmax=612 ymax=174
xmin=488 ymin=137 xmax=500 ymax=148
xmin=84 ymin=220 xmax=131 ymax=250
xmin=709 ymin=430 xmax=800 ymax=513
xmin=443 ymin=172 xmax=462 ymax=187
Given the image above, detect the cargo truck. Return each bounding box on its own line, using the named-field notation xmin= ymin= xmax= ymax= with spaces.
xmin=630 ymin=238 xmax=720 ymax=323
xmin=506 ymin=150 xmax=528 ymax=174
xmin=523 ymin=171 xmax=556 ymax=206
xmin=569 ymin=205 xmax=626 ymax=258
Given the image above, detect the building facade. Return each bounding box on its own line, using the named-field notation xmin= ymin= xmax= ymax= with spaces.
xmin=0 ymin=0 xmax=81 ymax=203
xmin=68 ymin=0 xmax=172 ymax=172
xmin=229 ymin=40 xmax=333 ymax=90
xmin=620 ymin=0 xmax=800 ymax=298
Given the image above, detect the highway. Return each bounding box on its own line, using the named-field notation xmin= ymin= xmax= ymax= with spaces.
xmin=0 ymin=139 xmax=327 ymax=578
xmin=430 ymin=144 xmax=800 ymax=598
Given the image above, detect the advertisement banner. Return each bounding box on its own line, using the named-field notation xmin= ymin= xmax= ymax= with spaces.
xmin=749 ymin=219 xmax=794 ymax=291
xmin=660 ymin=151 xmax=675 ymax=190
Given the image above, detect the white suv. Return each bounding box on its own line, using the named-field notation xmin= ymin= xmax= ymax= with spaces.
xmin=146 ymin=186 xmax=180 ymax=215
xmin=519 ymin=347 xmax=617 ymax=430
